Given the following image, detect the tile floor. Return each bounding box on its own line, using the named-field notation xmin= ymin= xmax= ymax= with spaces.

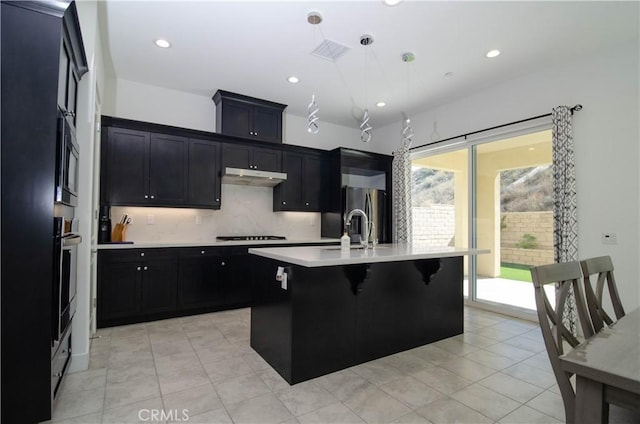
xmin=47 ymin=307 xmax=637 ymax=424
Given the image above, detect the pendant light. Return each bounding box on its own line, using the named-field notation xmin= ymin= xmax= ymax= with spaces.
xmin=306 ymin=12 xmax=322 ymax=134
xmin=401 ymin=52 xmax=415 ymax=145
xmin=360 ymin=34 xmax=373 ymax=143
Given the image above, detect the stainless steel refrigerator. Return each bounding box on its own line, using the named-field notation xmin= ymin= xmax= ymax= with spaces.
xmin=344 ymin=187 xmax=388 ymax=244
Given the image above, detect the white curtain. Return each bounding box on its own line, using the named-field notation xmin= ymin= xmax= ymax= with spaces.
xmin=392 ymin=142 xmax=412 ymax=243
xmin=552 ymin=106 xmax=578 ymax=333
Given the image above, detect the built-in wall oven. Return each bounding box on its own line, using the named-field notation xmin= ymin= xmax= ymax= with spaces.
xmin=51 ymin=208 xmax=81 ymax=398
xmin=55 ymin=108 xmax=79 ymax=207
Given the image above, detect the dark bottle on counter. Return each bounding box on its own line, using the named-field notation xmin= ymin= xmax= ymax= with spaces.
xmin=98 ymin=205 xmax=111 ymax=243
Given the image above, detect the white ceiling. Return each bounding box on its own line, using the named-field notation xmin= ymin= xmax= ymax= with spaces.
xmin=99 ymin=1 xmax=639 ymax=129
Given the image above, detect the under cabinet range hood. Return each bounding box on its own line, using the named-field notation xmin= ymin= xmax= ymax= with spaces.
xmin=222 ymin=167 xmax=287 ymax=187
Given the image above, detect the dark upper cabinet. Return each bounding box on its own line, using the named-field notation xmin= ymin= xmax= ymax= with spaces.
xmin=274 ymin=151 xmax=324 ymax=212
xmin=188 ymin=139 xmax=221 ymax=208
xmin=103 ymin=127 xmax=189 ymax=207
xmin=222 ymin=143 xmax=282 ymax=172
xmin=213 ymin=90 xmax=286 ymax=143
xmin=148 ymin=133 xmax=188 ymax=204
xmin=106 ymin=127 xmax=149 ymax=205
xmin=98 ymin=249 xmax=177 ymax=327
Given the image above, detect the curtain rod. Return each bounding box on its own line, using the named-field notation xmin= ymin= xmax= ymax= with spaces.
xmin=410 ymin=104 xmax=583 ymax=151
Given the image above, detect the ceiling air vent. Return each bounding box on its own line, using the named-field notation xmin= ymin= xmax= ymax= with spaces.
xmin=311 ymin=39 xmax=350 ymax=62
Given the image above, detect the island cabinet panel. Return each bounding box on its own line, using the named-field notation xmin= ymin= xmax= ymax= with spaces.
xmin=250 ymin=256 xmax=463 ymax=384
xmin=356 ymin=258 xmax=463 ymax=362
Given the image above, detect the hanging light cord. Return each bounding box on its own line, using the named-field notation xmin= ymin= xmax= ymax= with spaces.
xmin=401 ymin=53 xmax=414 ymax=146
xmin=360 ymin=41 xmax=373 ymax=143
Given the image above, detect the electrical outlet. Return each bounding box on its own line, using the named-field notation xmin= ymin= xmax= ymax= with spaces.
xmin=147 ymin=214 xmax=154 ymax=225
xmin=602 ymin=232 xmax=617 ymax=245
xmin=195 ymin=215 xmax=202 ymax=225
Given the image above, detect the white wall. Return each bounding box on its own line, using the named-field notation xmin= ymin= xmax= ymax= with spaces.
xmin=102 ymin=77 xmax=369 ymax=152
xmin=377 ymin=40 xmax=640 ymax=311
xmin=73 ymin=0 xmax=107 ymax=372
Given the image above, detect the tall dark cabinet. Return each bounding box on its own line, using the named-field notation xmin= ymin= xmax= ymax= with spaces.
xmin=1 ymin=1 xmax=87 ymax=422
xmin=213 ymin=90 xmax=287 ymax=144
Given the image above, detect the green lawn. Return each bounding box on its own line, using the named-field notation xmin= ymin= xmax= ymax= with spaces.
xmin=500 ymin=265 xmax=533 ymax=282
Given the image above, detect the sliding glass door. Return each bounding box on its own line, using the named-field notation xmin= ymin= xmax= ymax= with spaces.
xmin=412 ymin=128 xmax=555 ymax=316
xmin=412 ymin=148 xmax=470 ymax=298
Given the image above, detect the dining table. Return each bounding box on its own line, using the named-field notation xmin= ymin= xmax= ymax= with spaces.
xmin=560 ymin=307 xmax=640 ymax=424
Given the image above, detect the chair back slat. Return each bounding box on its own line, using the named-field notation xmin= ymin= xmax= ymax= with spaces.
xmin=530 ymin=261 xmax=595 ymax=424
xmin=580 ymin=255 xmax=626 ymax=332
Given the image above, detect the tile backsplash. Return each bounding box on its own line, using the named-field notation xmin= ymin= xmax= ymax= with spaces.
xmin=110 ymin=184 xmax=321 ymax=243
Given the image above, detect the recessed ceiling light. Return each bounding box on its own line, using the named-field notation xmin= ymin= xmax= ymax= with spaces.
xmin=486 ymin=49 xmax=500 ymax=58
xmin=287 ymin=76 xmax=300 ymax=84
xmin=383 ymin=0 xmax=402 ymax=6
xmin=528 ymin=147 xmax=535 ymax=151
xmin=376 ymin=102 xmax=386 ymax=107
xmin=154 ymin=39 xmax=171 ymax=48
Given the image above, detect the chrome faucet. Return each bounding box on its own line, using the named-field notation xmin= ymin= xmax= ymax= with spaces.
xmin=346 ymin=208 xmax=369 ymax=248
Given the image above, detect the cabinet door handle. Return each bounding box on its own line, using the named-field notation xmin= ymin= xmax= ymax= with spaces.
xmin=215 ymin=198 xmax=220 ymax=202
xmin=144 ymin=266 xmax=148 ymax=271
xmin=221 ymin=262 xmax=226 ymax=266
xmin=140 ymin=252 xmax=145 ymax=257
xmin=144 ymin=195 xmax=149 ymax=199
xmin=305 ymin=202 xmax=310 ymax=206
xmin=201 ymin=250 xmax=205 ymax=254
xmin=254 ymin=132 xmax=258 ymax=136
xmin=150 ymin=195 xmax=155 ymax=199
xmin=282 ymin=201 xmax=286 ymax=205
xmin=137 ymin=266 xmax=141 ymax=271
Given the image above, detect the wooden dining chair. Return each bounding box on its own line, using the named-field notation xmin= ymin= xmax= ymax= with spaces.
xmin=580 ymin=256 xmax=626 ymax=333
xmin=530 ymin=261 xmax=595 ymax=424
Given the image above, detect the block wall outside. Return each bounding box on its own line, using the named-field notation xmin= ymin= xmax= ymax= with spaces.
xmin=501 ymin=211 xmax=554 ymax=266
xmin=412 ymin=204 xmax=455 ymax=246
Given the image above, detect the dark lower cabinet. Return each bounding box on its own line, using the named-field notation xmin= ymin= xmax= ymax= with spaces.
xmin=98 ymin=249 xmax=177 ymax=327
xmin=178 ymin=248 xmax=226 ymax=311
xmin=141 ymin=258 xmax=178 ymax=314
xmin=224 ymin=247 xmax=252 ymax=306
xmin=98 ymin=243 xmax=336 ymax=327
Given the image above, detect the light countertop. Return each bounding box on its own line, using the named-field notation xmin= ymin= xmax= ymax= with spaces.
xmin=94 ymin=238 xmax=339 ymax=250
xmin=249 ymin=244 xmax=489 ymax=267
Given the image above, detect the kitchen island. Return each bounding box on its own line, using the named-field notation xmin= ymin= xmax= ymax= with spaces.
xmin=249 ymin=244 xmax=487 ymax=384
